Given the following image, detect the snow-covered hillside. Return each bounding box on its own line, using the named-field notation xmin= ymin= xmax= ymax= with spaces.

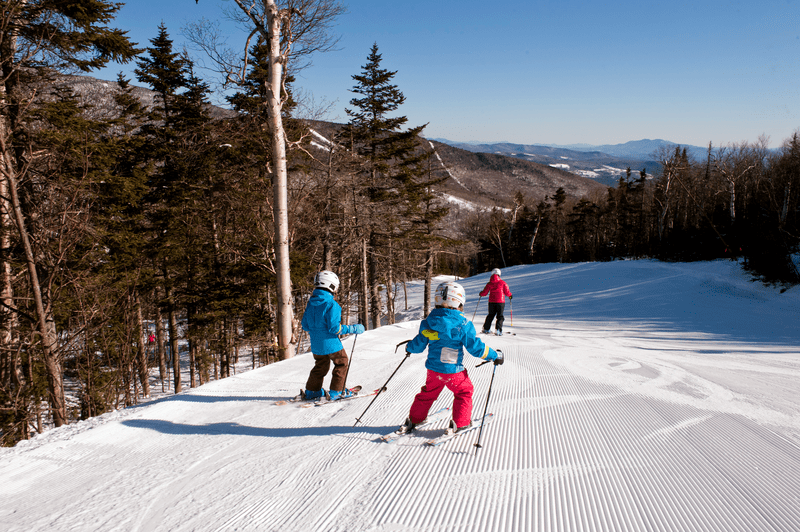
xmin=2 ymin=260 xmax=800 ymax=531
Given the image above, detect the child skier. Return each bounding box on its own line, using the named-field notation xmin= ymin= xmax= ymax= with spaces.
xmin=479 ymin=268 xmax=513 ymax=335
xmin=398 ymin=281 xmax=503 ymax=435
xmin=301 ymin=270 xmax=365 ymax=401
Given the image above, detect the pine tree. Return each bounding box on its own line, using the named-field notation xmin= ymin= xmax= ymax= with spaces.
xmin=345 ymin=43 xmax=435 ymax=328
xmin=135 ymin=24 xmax=197 ymax=392
xmin=135 ymin=23 xmax=188 ymax=130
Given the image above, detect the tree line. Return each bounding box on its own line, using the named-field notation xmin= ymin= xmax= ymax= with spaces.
xmin=1 ymin=1 xmax=797 ymax=446
xmin=465 ymin=137 xmax=800 ymax=285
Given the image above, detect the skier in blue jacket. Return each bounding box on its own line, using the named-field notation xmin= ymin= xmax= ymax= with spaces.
xmin=301 ymin=270 xmax=365 ymax=401
xmin=399 ymin=281 xmax=503 ymax=434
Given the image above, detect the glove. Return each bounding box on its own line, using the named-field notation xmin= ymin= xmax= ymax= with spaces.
xmin=349 ymin=324 xmax=365 ymax=335
xmin=508 ymin=295 xmax=513 ymax=300
xmin=493 ymin=350 xmax=504 ymax=366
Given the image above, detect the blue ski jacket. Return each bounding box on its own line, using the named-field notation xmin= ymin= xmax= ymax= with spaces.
xmin=301 ymin=289 xmax=357 ymax=356
xmin=407 ymin=307 xmax=498 ymax=374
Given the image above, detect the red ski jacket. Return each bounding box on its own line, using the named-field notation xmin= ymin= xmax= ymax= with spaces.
xmin=479 ymin=274 xmax=512 ymax=303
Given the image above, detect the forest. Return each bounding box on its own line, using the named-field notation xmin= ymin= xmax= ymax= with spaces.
xmin=1 ymin=1 xmax=798 ymax=446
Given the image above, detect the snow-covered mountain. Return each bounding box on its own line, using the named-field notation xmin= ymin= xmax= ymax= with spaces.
xmin=556 ymin=139 xmax=710 ymax=160
xmin=433 ymin=138 xmax=709 ymax=163
xmin=3 ymin=260 xmax=800 ymax=531
xmin=306 ymin=121 xmax=606 ymax=208
xmin=432 ymin=139 xmax=670 ymax=188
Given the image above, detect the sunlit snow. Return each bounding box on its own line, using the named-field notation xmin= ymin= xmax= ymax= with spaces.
xmin=2 ymin=260 xmax=800 ymax=531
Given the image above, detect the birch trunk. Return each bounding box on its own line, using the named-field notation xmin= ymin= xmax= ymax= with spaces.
xmin=265 ymin=0 xmax=295 ymax=359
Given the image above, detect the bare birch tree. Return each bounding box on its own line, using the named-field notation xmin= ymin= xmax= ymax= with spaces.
xmin=193 ymin=0 xmax=344 ymax=358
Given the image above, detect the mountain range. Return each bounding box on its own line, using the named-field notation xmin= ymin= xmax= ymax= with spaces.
xmin=430 ymin=138 xmax=711 ymax=188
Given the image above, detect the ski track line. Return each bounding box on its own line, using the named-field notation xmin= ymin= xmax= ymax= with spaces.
xmin=359 ymin=344 xmax=800 ymax=532
xmin=214 ymin=397 xmax=402 ymax=532
xmin=6 ymin=337 xmax=800 ymax=531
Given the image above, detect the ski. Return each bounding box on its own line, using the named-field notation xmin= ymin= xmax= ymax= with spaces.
xmin=274 ymin=390 xmax=309 ymax=406
xmin=274 ymin=385 xmax=364 ymax=406
xmin=379 ymin=407 xmax=452 ymax=443
xmin=302 ymin=386 xmax=383 ymax=408
xmin=425 ymin=413 xmax=494 ymax=447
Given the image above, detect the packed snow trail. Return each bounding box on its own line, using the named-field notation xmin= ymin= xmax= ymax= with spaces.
xmin=2 ymin=261 xmax=800 ymax=531
xmin=3 ymin=341 xmax=800 ymax=531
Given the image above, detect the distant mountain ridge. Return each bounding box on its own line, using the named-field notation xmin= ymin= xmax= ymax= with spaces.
xmin=553 ymin=139 xmax=710 ymax=161
xmin=430 ymin=139 xmax=676 ymax=188
xmin=431 ymin=138 xmax=710 ymax=162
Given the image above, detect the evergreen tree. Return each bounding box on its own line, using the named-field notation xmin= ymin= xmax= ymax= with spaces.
xmin=345 ymin=43 xmax=435 ymax=328
xmin=135 ymin=23 xmax=188 ymax=130
xmin=134 ymin=24 xmax=197 ymax=392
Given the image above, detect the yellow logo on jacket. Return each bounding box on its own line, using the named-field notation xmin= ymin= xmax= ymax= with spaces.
xmin=422 ymin=329 xmax=439 ymax=341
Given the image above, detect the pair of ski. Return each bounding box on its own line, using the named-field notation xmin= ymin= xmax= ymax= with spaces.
xmin=275 ymin=385 xmax=382 ymax=407
xmin=380 ymin=407 xmax=494 ymax=447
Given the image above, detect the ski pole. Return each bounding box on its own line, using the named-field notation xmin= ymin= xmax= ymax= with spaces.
xmin=341 ymin=334 xmax=358 ymax=392
xmin=472 ymin=296 xmax=482 ymax=321
xmin=509 ymin=298 xmax=513 ymax=327
xmin=353 ymin=350 xmax=410 ymax=427
xmin=474 ymin=350 xmax=501 ymax=455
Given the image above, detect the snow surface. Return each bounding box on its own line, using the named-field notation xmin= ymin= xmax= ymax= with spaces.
xmin=575 ymin=170 xmax=600 ymax=179
xmin=2 ymin=260 xmax=800 ymax=531
xmin=442 ymin=193 xmax=478 ymax=211
xmin=429 ymin=141 xmax=468 ymax=191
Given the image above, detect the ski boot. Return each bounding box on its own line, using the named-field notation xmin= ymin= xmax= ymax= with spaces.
xmin=328 ymin=388 xmax=355 ymax=401
xmin=481 ymin=329 xmax=490 ymax=334
xmin=398 ymin=417 xmax=417 ymax=434
xmin=495 ymin=330 xmax=503 ymax=336
xmin=447 ymin=419 xmax=472 ymax=435
xmin=302 ymin=388 xmax=328 ymax=401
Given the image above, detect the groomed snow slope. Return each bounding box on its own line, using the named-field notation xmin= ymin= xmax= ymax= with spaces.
xmin=2 ymin=261 xmax=800 ymax=531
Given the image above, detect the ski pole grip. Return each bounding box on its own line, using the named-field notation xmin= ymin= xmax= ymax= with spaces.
xmin=395 ymin=339 xmax=411 ymax=353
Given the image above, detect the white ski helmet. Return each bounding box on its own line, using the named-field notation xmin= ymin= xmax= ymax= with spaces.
xmin=314 ymin=270 xmax=340 ymax=292
xmin=435 ymin=281 xmax=466 ymax=309
xmin=492 ymin=268 xmax=502 ymax=277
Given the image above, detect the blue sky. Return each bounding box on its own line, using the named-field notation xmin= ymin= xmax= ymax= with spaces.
xmin=95 ymin=0 xmax=800 ymax=148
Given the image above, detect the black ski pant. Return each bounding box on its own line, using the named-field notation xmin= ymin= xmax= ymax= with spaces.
xmin=483 ymin=302 xmax=505 ymax=332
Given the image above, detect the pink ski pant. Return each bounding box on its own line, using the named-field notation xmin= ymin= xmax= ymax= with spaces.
xmin=409 ymin=369 xmax=474 ymax=428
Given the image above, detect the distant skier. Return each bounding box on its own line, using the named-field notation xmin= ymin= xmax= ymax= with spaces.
xmin=397 ymin=281 xmax=503 ymax=435
xmin=301 ymin=270 xmax=365 ymax=401
xmin=479 ymin=268 xmax=513 ymax=335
